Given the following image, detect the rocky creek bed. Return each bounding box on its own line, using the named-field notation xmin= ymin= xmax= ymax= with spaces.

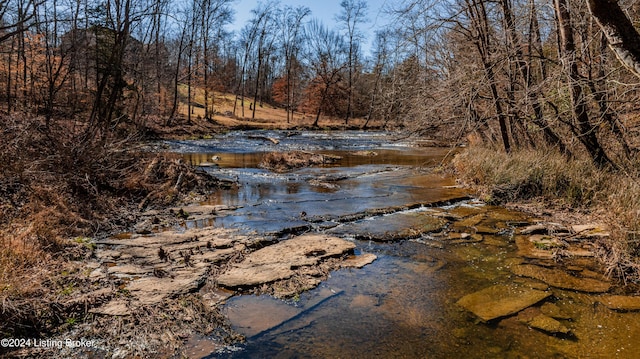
xmin=9 ymin=131 xmax=640 ymax=358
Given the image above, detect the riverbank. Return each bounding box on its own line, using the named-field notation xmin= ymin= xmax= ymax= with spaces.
xmin=0 ymin=113 xmax=236 ymax=356
xmin=451 ymin=146 xmax=640 ymax=286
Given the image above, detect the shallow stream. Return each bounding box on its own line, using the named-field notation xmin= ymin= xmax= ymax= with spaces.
xmin=167 ymin=131 xmax=640 ymax=359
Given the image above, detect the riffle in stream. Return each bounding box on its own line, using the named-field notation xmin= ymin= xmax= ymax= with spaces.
xmin=167 ymin=131 xmax=640 ymax=359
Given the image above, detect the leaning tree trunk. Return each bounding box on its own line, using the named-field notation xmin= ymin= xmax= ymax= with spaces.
xmin=586 ymin=0 xmax=640 ymax=79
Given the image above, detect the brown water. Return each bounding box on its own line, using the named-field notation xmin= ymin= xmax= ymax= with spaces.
xmin=168 ymin=131 xmax=640 ymax=359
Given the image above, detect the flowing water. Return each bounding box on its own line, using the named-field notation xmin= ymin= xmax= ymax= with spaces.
xmin=167 ymin=131 xmax=640 ymax=359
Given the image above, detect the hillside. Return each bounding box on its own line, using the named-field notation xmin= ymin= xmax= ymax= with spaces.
xmin=156 ymin=86 xmax=381 ymax=136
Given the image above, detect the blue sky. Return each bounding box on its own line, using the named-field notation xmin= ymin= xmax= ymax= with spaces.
xmin=229 ymin=0 xmax=393 ymax=56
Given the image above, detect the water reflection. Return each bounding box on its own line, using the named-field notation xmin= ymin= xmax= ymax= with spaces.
xmin=183 ymin=149 xmax=450 ymax=170
xmin=185 ymin=152 xmax=263 ymax=168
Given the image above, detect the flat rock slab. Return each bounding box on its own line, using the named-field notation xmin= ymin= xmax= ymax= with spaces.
xmin=329 ymin=212 xmax=447 ymax=242
xmin=126 ymin=268 xmax=207 ymax=304
xmin=90 ymin=227 xmax=247 ymax=315
xmin=447 ymin=206 xmax=486 ymax=220
xmin=218 ymin=234 xmax=355 ymax=288
xmin=520 ymin=222 xmax=570 ymax=235
xmin=451 ymin=213 xmax=485 ymax=229
xmin=520 ymin=224 xmax=549 ymax=235
xmin=512 ymin=264 xmax=611 ymax=293
xmin=571 ymin=223 xmax=608 ymax=234
xmin=515 ymin=236 xmax=554 ymax=260
xmin=457 ymin=284 xmax=550 ymax=322
xmin=599 ymin=295 xmax=640 ymax=311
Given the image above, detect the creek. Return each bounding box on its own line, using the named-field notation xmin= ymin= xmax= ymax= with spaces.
xmin=165 ymin=131 xmax=640 ymax=359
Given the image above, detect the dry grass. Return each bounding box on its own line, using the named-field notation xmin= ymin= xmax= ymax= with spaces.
xmin=452 ymin=146 xmax=640 ymax=283
xmin=0 ymin=114 xmax=228 ymax=337
xmin=452 ymin=146 xmax=606 ymax=207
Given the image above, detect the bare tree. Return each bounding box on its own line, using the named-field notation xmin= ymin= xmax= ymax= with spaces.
xmin=234 ymin=2 xmax=276 ymax=118
xmin=303 ymin=19 xmax=347 ymax=127
xmin=554 ymin=0 xmax=613 ymax=168
xmin=499 ymin=0 xmax=568 ymax=153
xmin=199 ymin=0 xmax=233 ymax=120
xmin=363 ymin=29 xmax=389 ymax=129
xmin=34 ymin=0 xmax=73 ymax=124
xmin=279 ymin=5 xmax=309 ymax=123
xmin=0 ymin=0 xmax=38 ymax=44
xmin=336 ymin=0 xmax=367 ymax=125
xmin=464 ymin=0 xmax=511 ymax=152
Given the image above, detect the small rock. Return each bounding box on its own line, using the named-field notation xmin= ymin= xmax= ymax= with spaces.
xmin=540 ymin=302 xmax=572 ymax=320
xmin=520 ymin=224 xmax=549 ymax=235
xmin=341 ymin=253 xmax=377 ymax=268
xmin=526 ymin=314 xmax=571 ymax=334
xmin=448 ymin=232 xmax=471 ymax=240
xmin=456 ymin=284 xmax=550 ymax=322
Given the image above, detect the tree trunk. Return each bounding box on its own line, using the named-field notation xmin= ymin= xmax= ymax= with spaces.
xmin=501 ymin=0 xmax=568 ymax=154
xmin=169 ymin=26 xmax=186 ymax=124
xmin=467 ymin=0 xmax=511 ymax=153
xmin=555 ymin=0 xmax=614 ymax=169
xmin=586 ymin=0 xmax=640 ymax=79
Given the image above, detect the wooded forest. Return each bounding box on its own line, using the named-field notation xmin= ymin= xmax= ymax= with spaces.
xmin=0 ymin=0 xmax=640 ymax=161
xmin=2 ymin=0 xmax=640 ymax=168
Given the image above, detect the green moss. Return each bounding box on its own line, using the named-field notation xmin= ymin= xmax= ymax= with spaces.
xmin=60 ymin=283 xmax=75 ymax=296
